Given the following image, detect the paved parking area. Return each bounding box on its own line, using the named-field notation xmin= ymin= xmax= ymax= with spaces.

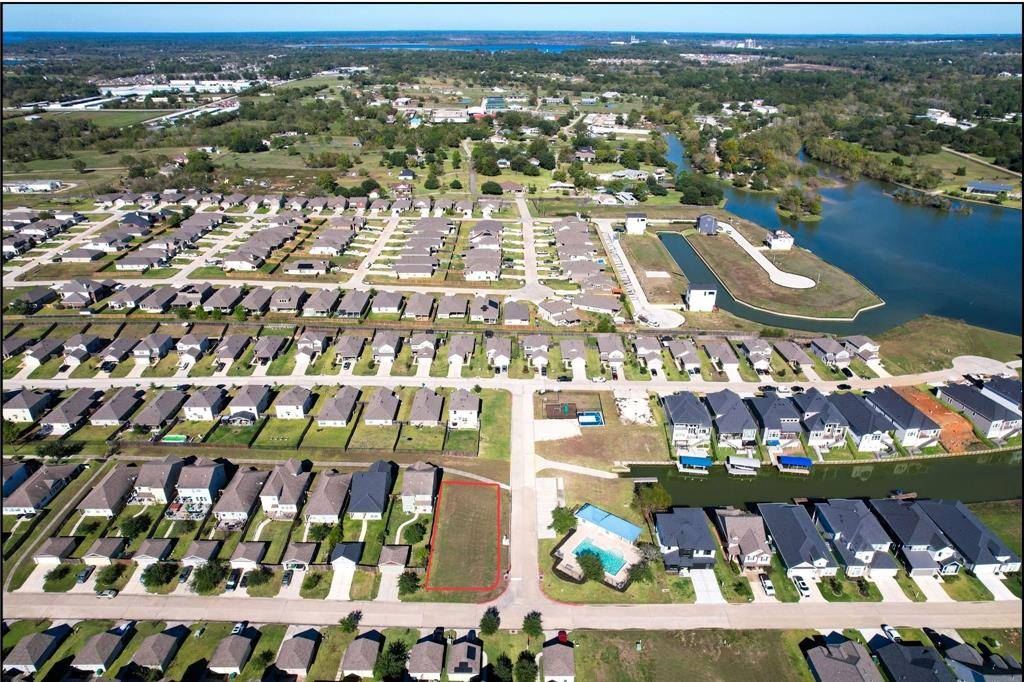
xmin=870 ymin=575 xmax=910 ymax=602
xmin=691 ymin=569 xmax=726 ymax=604
xmin=416 ymin=357 xmax=432 ymax=377
xmin=913 ymin=574 xmax=953 ymax=602
xmin=376 ymin=571 xmax=400 ymax=602
xmin=747 ymin=574 xmax=777 ymax=603
xmin=447 ymin=357 xmax=463 ymax=378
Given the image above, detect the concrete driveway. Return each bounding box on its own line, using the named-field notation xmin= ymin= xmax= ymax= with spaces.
xmin=416 ymin=357 xmax=432 ymax=377
xmin=376 ymin=570 xmax=401 ymax=602
xmin=723 ymin=366 xmax=745 ymax=383
xmin=291 ymin=356 xmax=310 ymax=376
xmin=691 ymin=569 xmax=726 ymax=604
xmin=376 ymin=359 xmax=393 ymax=377
xmin=279 ymin=569 xmax=304 ymax=599
xmin=69 ymin=572 xmax=98 ymax=594
xmin=327 ymin=564 xmax=354 ymax=600
xmin=977 ymin=574 xmax=1020 ymax=601
xmin=535 ymin=477 xmax=559 ymax=541
xmin=121 ymin=570 xmax=148 ymax=595
xmin=447 ymin=358 xmax=463 ymax=378
xmin=747 ymin=573 xmax=777 ymax=603
xmin=19 ymin=564 xmax=51 ymax=593
xmin=570 ymin=358 xmax=587 ymax=382
xmin=869 ymin=575 xmax=910 ymax=602
xmin=913 ymin=574 xmax=953 ymax=602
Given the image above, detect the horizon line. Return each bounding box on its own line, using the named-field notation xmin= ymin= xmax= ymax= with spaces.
xmin=3 ymin=29 xmax=1021 ymax=37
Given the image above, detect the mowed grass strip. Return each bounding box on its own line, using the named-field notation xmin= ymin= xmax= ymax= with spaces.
xmin=426 ymin=482 xmax=500 ymax=590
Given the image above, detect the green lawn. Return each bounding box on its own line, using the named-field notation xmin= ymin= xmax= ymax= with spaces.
xmin=479 ymin=389 xmax=511 ymax=460
xmin=767 ymin=555 xmax=800 ymax=603
xmin=894 ymin=569 xmax=928 ymax=602
xmin=306 ymin=626 xmax=357 ymax=681
xmin=43 ymin=564 xmax=81 ymax=592
xmin=817 ymin=571 xmax=883 ymax=602
xmin=206 ymin=420 xmax=262 ymax=446
xmin=941 ymin=571 xmax=995 ymax=601
xmin=244 ymin=510 xmax=294 ymax=564
xmin=165 ymin=419 xmax=217 ymax=442
xmin=347 ymin=421 xmax=399 ymax=451
xmin=395 ymin=424 xmax=446 ymax=451
xmin=252 ymin=418 xmax=309 ymax=449
xmin=300 ymin=417 xmax=358 ymax=450
xmin=572 ymin=629 xmax=817 ymax=682
xmin=879 ymin=316 xmax=1022 ymax=374
xmin=425 ymin=482 xmax=500 ymax=590
xmin=299 ymin=569 xmax=332 ymax=599
xmin=164 ymin=622 xmax=233 ymax=680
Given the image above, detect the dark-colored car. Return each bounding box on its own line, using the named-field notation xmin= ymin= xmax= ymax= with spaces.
xmin=239 ymin=572 xmax=250 ymax=588
xmin=178 ymin=566 xmax=193 ymax=584
xmin=225 ymin=568 xmax=241 ymax=592
xmin=556 ymin=376 xmax=570 ymax=382
xmin=76 ymin=566 xmax=95 ymax=584
xmin=837 ymin=383 xmax=852 ymax=391
xmin=282 ymin=569 xmax=294 ymax=587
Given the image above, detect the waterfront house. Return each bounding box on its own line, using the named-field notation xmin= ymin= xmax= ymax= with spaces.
xmin=705 ymin=389 xmax=758 ymax=451
xmin=937 ymin=383 xmax=1022 ymax=442
xmin=813 ymin=499 xmax=899 ymax=578
xmin=868 ymin=499 xmax=961 ymax=576
xmin=662 ymin=392 xmax=713 ymax=449
xmin=916 ymin=499 xmax=1021 ymax=575
xmin=865 ymin=387 xmax=941 ymax=450
xmin=654 ymin=507 xmax=717 ymax=575
xmin=828 ymin=392 xmax=894 ymax=453
xmin=714 ymin=508 xmax=772 ymax=570
xmin=748 ymin=391 xmax=803 ymax=451
xmin=792 ymin=388 xmax=849 ymax=451
xmin=757 ymin=502 xmax=838 ymax=580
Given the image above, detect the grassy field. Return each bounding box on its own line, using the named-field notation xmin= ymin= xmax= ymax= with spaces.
xmin=572 ymin=629 xmax=816 ymax=682
xmin=620 ymin=233 xmax=689 ymax=304
xmin=425 ymin=482 xmax=501 ymax=590
xmin=43 ymin=109 xmax=178 ymax=128
xmin=967 ymin=499 xmax=1022 ymax=598
xmin=478 ymin=389 xmax=511 ymax=460
xmin=879 ymin=316 xmax=1022 ymax=374
xmin=252 ymin=417 xmax=309 ymax=449
xmin=681 ymin=213 xmax=882 ymax=319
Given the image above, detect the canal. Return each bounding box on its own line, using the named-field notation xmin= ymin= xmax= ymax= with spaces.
xmin=627 ymin=450 xmax=1022 ymax=509
xmin=661 ymin=133 xmax=1023 ymax=336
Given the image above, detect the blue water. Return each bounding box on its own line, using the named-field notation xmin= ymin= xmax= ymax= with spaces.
xmin=574 ymin=539 xmax=626 ymax=574
xmin=577 ymin=411 xmax=605 ymax=426
xmin=662 ymin=133 xmax=1023 ymax=335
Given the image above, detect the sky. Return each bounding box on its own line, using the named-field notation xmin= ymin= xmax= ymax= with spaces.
xmin=2 ymin=3 xmax=1022 ymax=35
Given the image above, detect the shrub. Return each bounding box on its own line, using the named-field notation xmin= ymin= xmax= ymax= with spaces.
xmin=141 ymin=562 xmax=178 ymax=588
xmin=403 ymin=520 xmax=427 ymax=545
xmin=192 ymin=560 xmax=228 ymax=592
xmin=398 ymin=570 xmax=420 ymax=595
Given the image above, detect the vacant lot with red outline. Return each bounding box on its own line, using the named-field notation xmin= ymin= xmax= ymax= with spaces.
xmin=424 ymin=481 xmax=501 ymax=591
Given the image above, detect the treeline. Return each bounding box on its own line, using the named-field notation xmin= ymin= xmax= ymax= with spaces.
xmin=804 ymin=138 xmax=943 ymax=190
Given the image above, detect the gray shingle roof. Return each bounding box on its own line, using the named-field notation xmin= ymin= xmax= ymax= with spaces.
xmin=757 ymin=503 xmax=837 ymax=570
xmin=705 ymin=389 xmax=756 ymax=434
xmin=866 ymin=387 xmax=939 ymax=431
xmin=663 ymin=391 xmax=712 ymax=428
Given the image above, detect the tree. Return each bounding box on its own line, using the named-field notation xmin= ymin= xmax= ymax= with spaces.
xmin=373 ymin=641 xmax=409 ymax=682
xmin=492 ymin=653 xmax=514 ymax=682
xmin=7 ymin=299 xmax=32 ymax=315
xmin=398 ymin=571 xmax=420 ymax=595
xmin=479 ymin=606 xmax=500 ymax=636
xmin=632 ymin=482 xmax=671 ymax=522
xmin=37 ymin=441 xmax=79 ymax=460
xmin=549 ymin=507 xmax=576 ymax=535
xmin=522 ymin=611 xmax=543 ymax=643
xmin=514 ymin=651 xmax=539 ymax=682
xmin=309 ymin=524 xmax=331 ymax=542
xmin=339 ymin=610 xmax=362 ymax=633
xmin=72 ymin=158 xmax=88 ymax=174
xmin=577 ymin=550 xmax=605 ymax=583
xmin=232 ymin=305 xmax=247 ymax=322
xmin=119 ymin=513 xmax=151 ymax=540
xmin=628 ymin=560 xmax=654 ymax=584
xmin=424 ymin=174 xmax=440 ymax=190
xmin=449 ymin=179 xmax=463 ymax=190
xmin=192 ymin=560 xmax=228 ymax=593
xmin=141 ymin=562 xmax=178 ymax=588
xmin=481 ymin=180 xmax=503 ymax=195
xmin=247 ymin=567 xmax=272 ymax=586
xmin=255 ymin=649 xmax=275 ymax=669
xmin=95 ymin=563 xmax=126 ymax=590
xmin=45 ymin=564 xmax=71 ymax=583
xmin=403 ymin=520 xmax=427 ymax=545
xmin=2 ymin=421 xmax=20 ymax=446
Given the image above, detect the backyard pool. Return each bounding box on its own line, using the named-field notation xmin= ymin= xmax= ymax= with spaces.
xmin=577 ymin=411 xmax=605 ymax=427
xmin=574 ymin=539 xmax=626 ymax=575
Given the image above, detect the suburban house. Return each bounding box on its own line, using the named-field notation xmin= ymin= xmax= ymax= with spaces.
xmin=2 ymin=463 xmax=80 ymax=516
xmin=702 ymin=340 xmax=739 ymax=374
xmin=88 ymin=388 xmax=142 ymax=427
xmin=132 ymin=628 xmax=186 ymax=674
xmin=304 ymin=470 xmax=351 ymax=525
xmin=72 ymin=628 xmax=130 ymax=677
xmin=871 ymin=500 xmax=960 ymax=576
xmin=810 ymin=338 xmax=851 ymax=370
xmin=282 ymin=542 xmax=318 ymax=571
xmin=3 ymin=627 xmax=69 ymax=675
xmin=705 ymin=389 xmax=758 ymax=451
xmin=749 ymin=392 xmax=803 ymax=451
xmin=625 ymin=212 xmax=648 ymax=234
xmin=662 ymin=392 xmax=713 ymax=449
xmin=252 ymin=335 xmax=288 ymax=367
xmin=813 ymin=499 xmax=899 ymax=578
xmin=2 ymin=388 xmax=50 ymax=424
xmin=875 ymin=642 xmax=955 ymax=682
xmin=334 ymin=334 xmax=366 ymax=366
xmin=805 ymin=641 xmax=882 ymax=682
xmin=596 ymin=334 xmax=626 ymax=377
xmin=448 ymin=334 xmax=476 ymax=370
xmin=133 ymin=538 xmax=175 ymax=568
xmin=316 ymin=386 xmax=360 ymax=428
xmin=829 ymin=392 xmax=895 ymax=453
xmin=303 ymin=289 xmax=341 ymax=317
xmin=937 ymin=383 xmax=1022 ymax=442
xmin=134 ymin=455 xmax=184 ymax=504
xmin=181 ymin=539 xmax=221 ymax=568
xmin=447 ymin=388 xmax=481 ymax=430
xmin=182 ymin=387 xmax=227 ymax=422
xmin=275 ymin=385 xmax=314 ymax=419
xmin=338 ymin=290 xmax=371 ymax=318
xmin=363 ymin=388 xmax=400 ymax=426
xmin=132 ymin=333 xmax=174 ymax=365
xmin=2 ymin=457 xmax=35 ymax=497
xmin=408 ymin=635 xmax=446 ymax=682
xmin=347 ymin=460 xmax=394 ymax=520
xmin=757 ymin=502 xmax=839 ymax=580
xmin=341 ymin=633 xmax=382 ymax=680
xmin=684 ymin=283 xmax=717 ymax=312
xmin=841 ymin=335 xmax=880 ymax=362
xmin=175 ymin=458 xmax=227 ymax=506
xmin=32 ymin=537 xmax=77 ymax=566
xmin=632 ymin=336 xmax=664 ymax=374
xmin=916 ymin=499 xmax=1021 ymax=575
xmin=739 ymin=338 xmax=773 ymax=374
xmin=213 ymin=467 xmax=271 ymax=527
xmin=485 ymin=337 xmax=512 ymax=373
xmin=542 ymin=634 xmax=576 ymax=682
xmin=764 ymin=229 xmax=794 ymax=251
xmin=209 ymin=633 xmax=254 ymax=677
xmin=400 ymin=461 xmax=440 ymax=513
xmin=714 ymin=508 xmax=772 ymax=570
xmin=372 ymin=331 xmax=401 ymax=364
xmin=82 ymin=537 xmax=126 ymax=567
xmin=371 ymin=291 xmax=404 ymax=315
xmin=78 ymin=465 xmax=138 ymax=517
xmin=980 ymin=376 xmax=1022 ymax=416
xmin=865 ymin=387 xmax=941 ymax=450
xmin=447 ymin=635 xmax=484 ymax=682
xmin=276 ymin=630 xmax=320 ymax=677
xmin=259 ymin=458 xmax=312 ymax=518
xmin=521 ymin=334 xmax=549 ymax=374
xmin=132 ymin=389 xmax=187 ymax=433
xmin=654 ymin=507 xmax=717 ymax=575
xmin=296 ymin=331 xmax=333 ymax=363
xmin=409 ymin=388 xmax=444 ymax=427
xmin=228 ymin=385 xmax=273 ymax=423
xmin=40 ymin=388 xmax=101 ymax=435
xmin=792 ymin=388 xmax=849 ymax=451
xmin=214 ymin=335 xmax=249 ymax=369
xmin=943 ymin=641 xmax=1023 ymax=681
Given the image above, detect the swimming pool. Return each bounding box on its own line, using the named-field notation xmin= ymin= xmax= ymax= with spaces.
xmin=577 ymin=411 xmax=605 ymax=427
xmin=574 ymin=539 xmax=626 ymax=575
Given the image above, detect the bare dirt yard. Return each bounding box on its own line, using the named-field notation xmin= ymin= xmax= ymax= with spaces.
xmin=894 ymin=386 xmax=979 ymax=452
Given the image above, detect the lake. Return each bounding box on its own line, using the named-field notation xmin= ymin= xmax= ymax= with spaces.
xmin=662 ymin=133 xmax=1023 ymax=335
xmin=628 ymin=450 xmax=1022 ymax=509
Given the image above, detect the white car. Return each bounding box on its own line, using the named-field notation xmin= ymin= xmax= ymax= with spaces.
xmin=759 ymin=574 xmax=775 ymax=598
xmin=882 ymin=624 xmax=902 ymax=642
xmin=793 ymin=576 xmax=812 ymax=599
xmin=592 ymin=376 xmax=607 ymax=383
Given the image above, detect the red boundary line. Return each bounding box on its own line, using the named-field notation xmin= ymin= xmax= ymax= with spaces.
xmin=424 ymin=480 xmax=502 ymax=591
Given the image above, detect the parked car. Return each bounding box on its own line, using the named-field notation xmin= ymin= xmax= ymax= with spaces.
xmin=193 ymin=626 xmax=205 ymax=639
xmin=178 ymin=566 xmax=193 ymax=584
xmin=226 ymin=569 xmax=241 ymax=592
xmin=841 ymin=367 xmax=854 ymax=377
xmin=97 ymin=589 xmax=118 ymax=599
xmin=759 ymin=574 xmax=775 ymax=598
xmin=76 ymin=567 xmax=95 ymax=584
xmin=282 ymin=569 xmax=294 ymax=587
xmin=239 ymin=572 xmax=250 ymax=588
xmin=556 ymin=376 xmax=570 ymax=382
xmin=793 ymin=576 xmax=812 ymax=599
xmin=231 ymin=621 xmax=248 ymax=635
xmin=592 ymin=376 xmax=607 ymax=383
xmin=837 ymin=383 xmax=852 ymax=391
xmin=882 ymin=624 xmax=902 ymax=642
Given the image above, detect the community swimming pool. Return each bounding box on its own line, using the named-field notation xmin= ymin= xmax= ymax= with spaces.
xmin=574 ymin=539 xmax=626 ymax=575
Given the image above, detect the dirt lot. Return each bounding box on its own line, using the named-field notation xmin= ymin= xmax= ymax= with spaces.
xmin=894 ymin=386 xmax=979 ymax=452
